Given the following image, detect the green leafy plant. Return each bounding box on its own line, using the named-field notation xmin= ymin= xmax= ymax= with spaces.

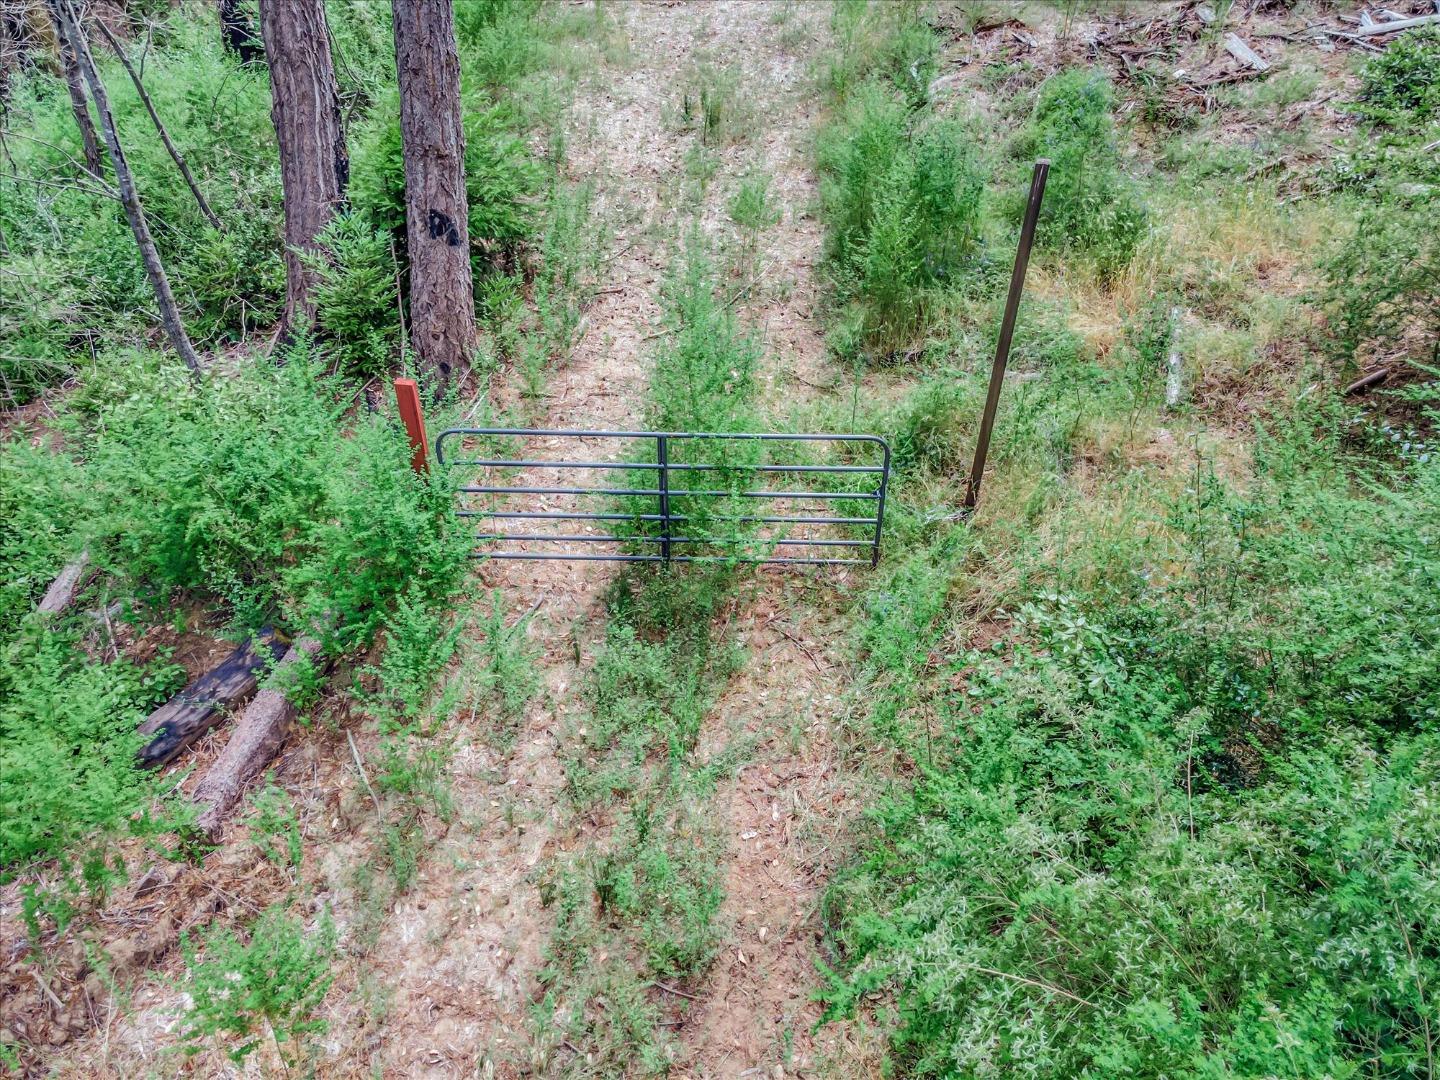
xmin=306 ymin=213 xmax=402 ymax=377
xmin=819 ymin=83 xmax=984 ymax=358
xmin=178 ymin=905 xmax=336 ymax=1069
xmin=822 ymin=417 xmax=1440 ymax=1078
xmin=1319 ymin=28 xmax=1440 ymax=365
xmin=247 ymin=778 xmax=303 ymax=870
xmin=1354 ymin=24 xmax=1440 ymax=126
xmin=1018 ymin=67 xmax=1148 ymax=279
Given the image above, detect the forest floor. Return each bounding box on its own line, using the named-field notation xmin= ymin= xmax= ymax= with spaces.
xmin=33 ymin=3 xmax=882 ymax=1077
xmin=14 ymin=0 xmax=1413 ymax=1076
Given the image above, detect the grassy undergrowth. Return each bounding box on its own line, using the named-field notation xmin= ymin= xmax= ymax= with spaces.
xmin=803 ymin=4 xmax=1440 ymax=1078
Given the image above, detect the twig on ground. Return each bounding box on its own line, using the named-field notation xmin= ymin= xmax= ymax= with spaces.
xmin=347 ymin=729 xmax=383 ymax=816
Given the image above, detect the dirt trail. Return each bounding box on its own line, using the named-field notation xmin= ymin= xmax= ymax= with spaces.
xmin=346 ymin=8 xmax=714 ymax=1074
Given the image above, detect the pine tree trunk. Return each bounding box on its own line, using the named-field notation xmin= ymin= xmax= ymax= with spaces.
xmin=54 ymin=0 xmax=203 ymax=376
xmin=257 ymin=0 xmax=347 ymax=336
xmin=391 ymin=0 xmax=474 ymax=397
xmin=218 ymin=0 xmax=263 ymax=67
xmin=45 ymin=0 xmax=104 ymax=178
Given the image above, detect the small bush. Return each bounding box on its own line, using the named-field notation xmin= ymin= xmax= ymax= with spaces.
xmin=349 ymin=95 xmax=543 ymax=287
xmin=306 ymin=213 xmax=402 ymax=377
xmin=824 ymin=0 xmax=936 ymax=108
xmin=1355 ymin=24 xmax=1440 ymax=126
xmin=1319 ymin=29 xmax=1439 ymax=365
xmin=178 ymin=905 xmax=336 ymax=1068
xmin=819 ymin=84 xmax=984 ymax=358
xmin=43 ymin=350 xmax=468 ymax=653
xmin=1020 ymin=67 xmax=1147 ymax=279
xmin=890 ymin=379 xmax=982 ymax=474
xmin=0 ymin=627 xmax=177 ymax=876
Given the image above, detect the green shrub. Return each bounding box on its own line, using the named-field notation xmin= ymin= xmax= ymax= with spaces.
xmin=890 ymin=379 xmax=982 ymax=474
xmin=43 ymin=350 xmax=467 ymax=653
xmin=178 ymin=904 xmax=336 ymax=1067
xmin=171 ymin=213 xmax=285 ymax=345
xmin=456 ymin=0 xmax=545 ymax=99
xmin=0 ymin=441 xmax=81 ymax=639
xmin=306 ymin=213 xmax=402 ymax=377
xmin=247 ymin=778 xmax=304 ymax=870
xmin=819 ymin=84 xmax=984 ymax=358
xmin=0 ymin=626 xmax=177 ymax=877
xmin=824 ymin=0 xmax=936 ymax=108
xmin=0 ymin=254 xmax=79 ymax=407
xmin=349 ymin=95 xmax=543 ymax=287
xmin=1319 ymin=29 xmax=1439 ymax=365
xmin=823 ymin=424 xmax=1440 ymax=1078
xmin=1020 ymin=67 xmax=1147 ymax=279
xmin=0 ymin=4 xmax=281 ymax=373
xmin=1355 ymin=24 xmax=1440 ymax=126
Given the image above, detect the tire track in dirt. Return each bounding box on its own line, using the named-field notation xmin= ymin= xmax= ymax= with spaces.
xmin=659 ymin=5 xmax=880 ymax=1076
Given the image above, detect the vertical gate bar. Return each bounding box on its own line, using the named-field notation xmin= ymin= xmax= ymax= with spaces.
xmin=657 ymin=434 xmax=672 ymax=565
xmin=871 ymin=441 xmax=891 ymax=568
xmin=394 ymin=377 xmax=431 ymax=476
xmin=963 ymin=158 xmax=1049 ymax=510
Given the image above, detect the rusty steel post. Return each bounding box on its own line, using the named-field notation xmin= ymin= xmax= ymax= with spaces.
xmin=394 ymin=377 xmax=431 ymax=476
xmin=963 ymin=159 xmax=1049 ymax=510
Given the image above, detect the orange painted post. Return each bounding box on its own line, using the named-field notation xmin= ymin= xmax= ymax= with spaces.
xmin=393 ymin=378 xmax=430 ymax=475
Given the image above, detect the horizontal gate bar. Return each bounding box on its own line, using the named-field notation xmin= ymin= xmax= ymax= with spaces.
xmin=437 ymin=427 xmax=890 ymax=447
xmin=479 ymin=552 xmax=874 ymax=566
xmin=459 ymin=510 xmax=879 ymax=526
xmin=457 ymin=459 xmax=883 ymax=474
xmin=473 ymin=534 xmax=873 ymax=548
xmin=459 ymin=484 xmax=880 ymax=500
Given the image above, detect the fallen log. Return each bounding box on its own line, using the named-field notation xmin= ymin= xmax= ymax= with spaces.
xmin=191 ymin=634 xmax=324 ymax=840
xmin=35 ymin=552 xmax=91 ymax=618
xmin=137 ymin=627 xmax=287 ymax=768
xmin=1344 ymin=367 xmax=1390 ymax=396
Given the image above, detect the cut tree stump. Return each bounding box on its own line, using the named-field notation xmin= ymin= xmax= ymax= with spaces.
xmin=191 ymin=634 xmax=324 ymax=840
xmin=137 ymin=627 xmax=287 ymax=768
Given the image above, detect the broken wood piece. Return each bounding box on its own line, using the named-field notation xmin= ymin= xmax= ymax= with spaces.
xmin=137 ymin=627 xmax=287 ymax=768
xmin=1344 ymin=367 xmax=1390 ymax=395
xmin=1224 ymin=33 xmax=1271 ymax=71
xmin=190 ymin=633 xmax=324 ymax=840
xmin=1166 ymin=306 xmax=1186 ymax=409
xmin=36 ymin=552 xmax=91 ymax=618
xmin=1344 ymin=13 xmax=1440 ymax=34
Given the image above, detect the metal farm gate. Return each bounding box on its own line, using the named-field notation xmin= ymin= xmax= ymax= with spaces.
xmin=433 ymin=428 xmax=892 ymax=568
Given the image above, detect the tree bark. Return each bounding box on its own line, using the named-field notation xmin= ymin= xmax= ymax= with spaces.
xmin=91 ymin=17 xmax=221 ymax=229
xmin=257 ymin=0 xmax=347 ymax=337
xmin=137 ymin=627 xmax=287 ymax=768
xmin=191 ymin=634 xmax=323 ymax=839
xmin=53 ymin=0 xmax=203 ymax=376
xmin=391 ymin=0 xmax=475 ymax=397
xmin=44 ymin=0 xmax=104 ymax=178
xmin=218 ymin=0 xmax=263 ymax=67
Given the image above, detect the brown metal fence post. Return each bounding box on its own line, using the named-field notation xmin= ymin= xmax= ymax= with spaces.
xmin=394 ymin=377 xmax=430 ymax=476
xmin=963 ymin=159 xmax=1049 ymax=510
